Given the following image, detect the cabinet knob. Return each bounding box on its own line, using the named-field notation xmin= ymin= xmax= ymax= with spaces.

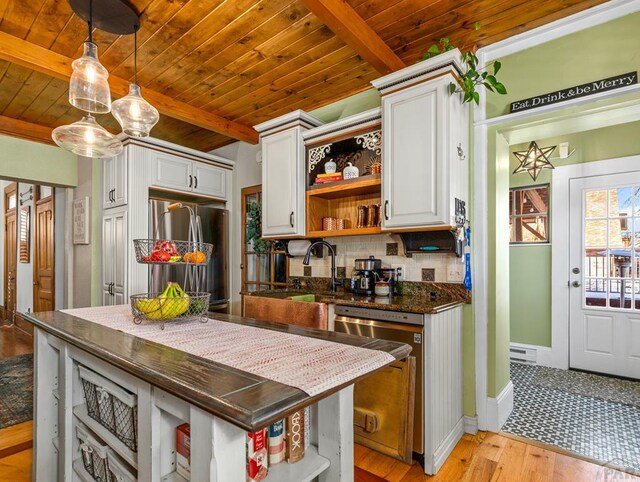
xmin=290 ymin=211 xmax=294 ymax=228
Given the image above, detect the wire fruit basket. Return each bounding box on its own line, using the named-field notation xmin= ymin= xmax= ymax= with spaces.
xmin=133 ymin=239 xmax=213 ymax=265
xmin=130 ymin=290 xmax=210 ymax=329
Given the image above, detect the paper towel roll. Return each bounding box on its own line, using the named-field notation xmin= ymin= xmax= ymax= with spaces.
xmin=287 ymin=240 xmax=312 ymax=257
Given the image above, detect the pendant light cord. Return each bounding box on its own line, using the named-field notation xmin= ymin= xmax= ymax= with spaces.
xmin=134 ymin=26 xmax=138 ymax=85
xmin=88 ymin=0 xmax=93 ymax=43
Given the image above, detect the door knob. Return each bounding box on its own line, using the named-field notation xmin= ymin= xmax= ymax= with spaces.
xmin=572 ymin=267 xmax=580 ymax=274
xmin=572 ymin=281 xmax=582 ymax=287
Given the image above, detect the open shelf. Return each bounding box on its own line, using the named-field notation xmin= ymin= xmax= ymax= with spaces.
xmin=161 ymin=472 xmax=189 ymax=482
xmin=307 ymin=174 xmax=381 ymax=199
xmin=266 ymin=445 xmax=330 ymax=482
xmin=307 ymin=227 xmax=382 ymax=238
xmin=73 ymin=404 xmax=137 ymax=469
xmin=72 ymin=459 xmax=94 ymax=482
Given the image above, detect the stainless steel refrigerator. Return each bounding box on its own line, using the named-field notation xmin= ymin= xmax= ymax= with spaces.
xmin=149 ymin=198 xmax=229 ymax=313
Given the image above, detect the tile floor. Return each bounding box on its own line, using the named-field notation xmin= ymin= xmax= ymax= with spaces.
xmin=503 ymin=362 xmax=640 ymax=474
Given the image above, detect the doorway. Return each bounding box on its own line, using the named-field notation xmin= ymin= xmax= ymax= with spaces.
xmin=3 ymin=183 xmax=17 ymax=323
xmin=33 ymin=187 xmax=54 ymax=313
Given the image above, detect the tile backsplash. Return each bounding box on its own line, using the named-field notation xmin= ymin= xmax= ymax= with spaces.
xmin=289 ymin=234 xmax=464 ymax=283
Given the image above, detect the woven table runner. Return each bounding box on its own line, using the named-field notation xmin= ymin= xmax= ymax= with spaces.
xmin=61 ymin=305 xmax=395 ymax=397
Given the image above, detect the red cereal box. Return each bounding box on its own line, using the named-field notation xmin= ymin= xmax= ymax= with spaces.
xmin=247 ymin=428 xmax=268 ymax=482
xmin=176 ymin=423 xmax=191 ymax=480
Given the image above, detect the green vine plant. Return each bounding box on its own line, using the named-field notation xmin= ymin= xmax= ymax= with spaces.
xmin=246 ymin=202 xmax=272 ymax=254
xmin=422 ymin=36 xmax=507 ymax=105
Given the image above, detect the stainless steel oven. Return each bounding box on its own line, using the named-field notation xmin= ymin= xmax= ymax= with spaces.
xmin=334 ymin=305 xmax=423 ymax=462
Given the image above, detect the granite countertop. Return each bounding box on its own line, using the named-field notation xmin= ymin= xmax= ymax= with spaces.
xmin=24 ymin=310 xmax=410 ymax=432
xmin=242 ymin=287 xmax=470 ymax=315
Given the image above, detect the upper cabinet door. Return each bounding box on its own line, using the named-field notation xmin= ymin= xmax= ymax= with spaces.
xmin=103 ymin=153 xmax=128 ymax=209
xmin=102 ymin=156 xmax=115 ymax=209
xmin=261 ymin=129 xmax=304 ymax=237
xmin=382 ymin=83 xmax=444 ymax=229
xmin=151 ymin=153 xmax=191 ymax=192
xmin=193 ymin=163 xmax=226 ymax=199
xmin=112 ymin=152 xmax=128 ymax=207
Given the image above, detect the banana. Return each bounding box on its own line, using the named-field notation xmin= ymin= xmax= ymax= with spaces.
xmin=137 ymin=282 xmax=191 ymax=320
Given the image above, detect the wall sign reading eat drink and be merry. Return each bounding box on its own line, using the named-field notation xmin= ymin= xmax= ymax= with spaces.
xmin=510 ymin=71 xmax=638 ymax=113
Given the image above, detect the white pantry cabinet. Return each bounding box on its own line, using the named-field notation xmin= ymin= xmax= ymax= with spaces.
xmin=102 ymin=205 xmax=128 ymax=306
xmin=151 ymin=151 xmax=227 ymax=199
xmin=372 ymin=50 xmax=469 ymax=230
xmin=255 ymin=111 xmax=323 ymax=238
xmin=103 ymin=152 xmax=127 ymax=209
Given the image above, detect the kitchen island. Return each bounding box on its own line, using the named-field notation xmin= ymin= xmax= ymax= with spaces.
xmin=24 ymin=306 xmax=410 ymax=482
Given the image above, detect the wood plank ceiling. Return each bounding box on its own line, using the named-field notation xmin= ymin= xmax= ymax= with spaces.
xmin=0 ymin=0 xmax=608 ymax=152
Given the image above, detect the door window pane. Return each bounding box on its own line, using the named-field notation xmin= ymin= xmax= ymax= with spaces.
xmin=585 ymin=190 xmax=607 ymax=218
xmin=609 ymin=187 xmax=633 ymax=217
xmin=585 ymin=220 xmax=607 ymax=248
xmin=585 ymin=278 xmax=606 ymax=307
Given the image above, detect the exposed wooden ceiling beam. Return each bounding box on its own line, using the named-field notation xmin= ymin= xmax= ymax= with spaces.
xmin=0 ymin=115 xmax=55 ymax=146
xmin=0 ymin=31 xmax=258 ymax=144
xmin=299 ymin=0 xmax=405 ymax=74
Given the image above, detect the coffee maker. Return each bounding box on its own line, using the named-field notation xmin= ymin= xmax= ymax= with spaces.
xmin=351 ymin=256 xmax=382 ymax=296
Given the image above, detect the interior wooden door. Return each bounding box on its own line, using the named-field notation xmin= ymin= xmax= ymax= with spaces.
xmin=34 ymin=194 xmax=54 ymax=312
xmin=4 ymin=183 xmax=17 ymax=321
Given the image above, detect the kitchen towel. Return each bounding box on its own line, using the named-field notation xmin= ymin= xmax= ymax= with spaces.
xmin=61 ymin=305 xmax=395 ymax=397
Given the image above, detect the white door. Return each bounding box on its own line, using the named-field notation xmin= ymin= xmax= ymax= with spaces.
xmin=381 ymin=82 xmax=444 ymax=229
xmin=570 ymin=172 xmax=640 ymax=378
xmin=193 ymin=163 xmax=226 ymax=199
xmin=151 ymin=153 xmax=192 ymax=192
xmin=261 ymin=129 xmax=304 ymax=237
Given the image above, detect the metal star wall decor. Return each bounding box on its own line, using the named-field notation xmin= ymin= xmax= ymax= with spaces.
xmin=512 ymin=140 xmax=556 ymax=181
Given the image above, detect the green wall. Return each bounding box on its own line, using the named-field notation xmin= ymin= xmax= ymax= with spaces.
xmin=509 ymin=121 xmax=640 ymax=347
xmin=487 ymin=129 xmax=512 ymax=397
xmin=487 ymin=12 xmax=640 ymax=119
xmin=0 ymin=135 xmax=78 ymax=187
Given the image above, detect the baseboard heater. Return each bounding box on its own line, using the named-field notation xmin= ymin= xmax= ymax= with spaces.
xmin=509 ymin=345 xmax=537 ymax=365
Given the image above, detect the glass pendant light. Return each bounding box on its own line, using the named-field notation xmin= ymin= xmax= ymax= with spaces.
xmin=52 ymin=115 xmax=123 ymax=158
xmin=112 ymin=27 xmax=159 ymax=136
xmin=69 ymin=0 xmax=111 ymax=113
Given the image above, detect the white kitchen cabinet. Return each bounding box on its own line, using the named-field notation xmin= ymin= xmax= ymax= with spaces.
xmin=255 ymin=111 xmax=323 ymax=238
xmin=103 ymin=152 xmax=127 ymax=209
xmin=102 ymin=206 xmax=128 ymax=306
xmin=373 ymin=50 xmax=469 ymax=230
xmin=151 ymin=151 xmax=227 ymax=199
xmin=193 ymin=162 xmax=226 ymax=198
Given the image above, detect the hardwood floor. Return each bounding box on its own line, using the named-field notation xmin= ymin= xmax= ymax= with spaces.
xmin=355 ymin=432 xmax=640 ymax=481
xmin=1 ymin=426 xmax=639 ymax=481
xmin=0 ymin=324 xmax=33 ymax=357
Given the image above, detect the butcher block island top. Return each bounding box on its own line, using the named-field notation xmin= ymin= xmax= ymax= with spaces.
xmin=24 ymin=305 xmax=410 ymax=431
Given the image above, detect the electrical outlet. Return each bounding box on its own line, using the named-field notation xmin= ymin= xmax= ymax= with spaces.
xmin=447 ymin=265 xmax=464 ymax=282
xmin=392 ymin=264 xmax=406 ymax=282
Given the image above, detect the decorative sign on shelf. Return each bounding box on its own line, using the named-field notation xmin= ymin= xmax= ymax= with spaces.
xmin=73 ymin=197 xmax=90 ymax=245
xmin=510 ymin=71 xmax=638 ymax=113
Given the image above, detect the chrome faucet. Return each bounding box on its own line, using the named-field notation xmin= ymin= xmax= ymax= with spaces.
xmin=303 ymin=240 xmax=339 ymax=292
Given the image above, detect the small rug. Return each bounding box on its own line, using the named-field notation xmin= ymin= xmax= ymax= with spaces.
xmin=0 ymin=353 xmax=33 ymax=430
xmin=533 ymin=366 xmax=640 ymax=408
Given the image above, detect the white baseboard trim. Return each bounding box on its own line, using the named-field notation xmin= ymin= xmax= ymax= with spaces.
xmin=463 ymin=416 xmax=478 ymax=435
xmin=487 ymin=381 xmax=514 ymax=433
xmin=424 ymin=417 xmax=465 ymax=475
